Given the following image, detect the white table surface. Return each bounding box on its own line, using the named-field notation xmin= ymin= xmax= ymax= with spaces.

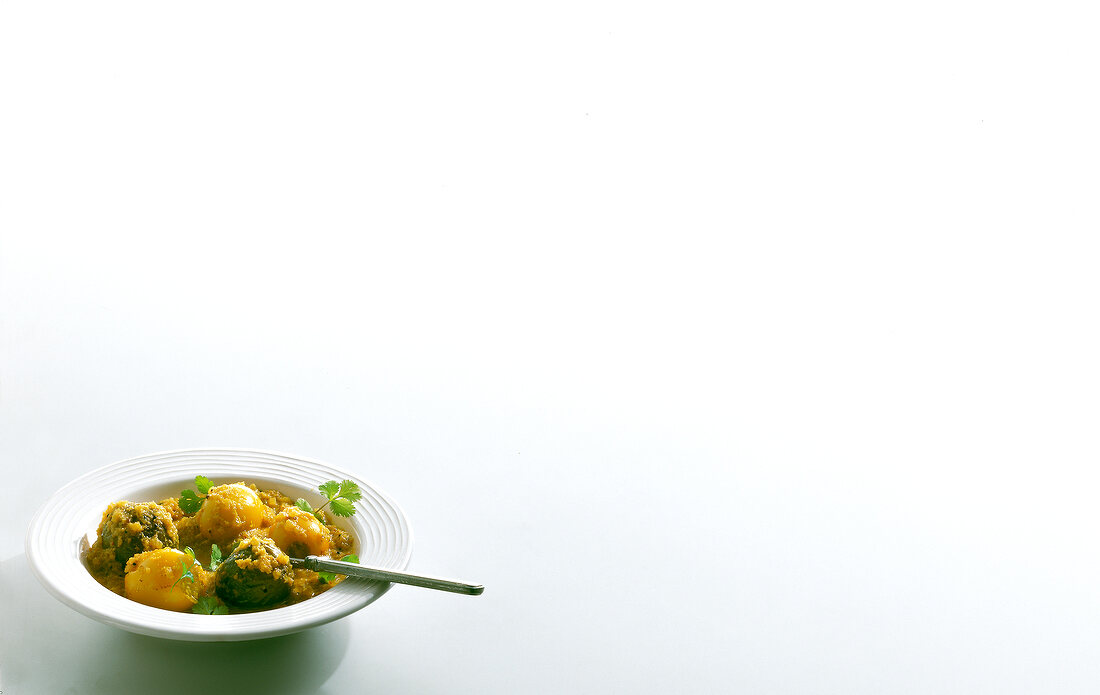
xmin=2 ymin=2 xmax=1098 ymax=693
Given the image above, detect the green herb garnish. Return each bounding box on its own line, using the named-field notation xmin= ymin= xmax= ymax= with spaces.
xmin=172 ymin=547 xmax=198 ymax=589
xmin=179 ymin=475 xmax=214 ymax=514
xmin=318 ymin=554 xmax=359 ymax=584
xmin=209 ymin=543 xmax=223 ymax=571
xmin=295 ymin=480 xmax=361 ymax=523
xmin=191 ymin=595 xmax=228 ymax=615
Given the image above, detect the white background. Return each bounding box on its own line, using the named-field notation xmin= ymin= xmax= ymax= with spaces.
xmin=1 ymin=1 xmax=1099 ymax=693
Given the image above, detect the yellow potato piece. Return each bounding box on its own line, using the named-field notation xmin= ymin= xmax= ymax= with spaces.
xmin=197 ymin=483 xmax=265 ymax=544
xmin=267 ymin=506 xmax=332 ymax=557
xmin=124 ymin=548 xmax=204 ymax=612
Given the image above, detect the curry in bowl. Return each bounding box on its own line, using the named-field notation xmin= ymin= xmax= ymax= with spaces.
xmin=83 ymin=476 xmax=359 ymax=614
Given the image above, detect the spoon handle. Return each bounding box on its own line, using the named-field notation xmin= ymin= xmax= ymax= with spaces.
xmin=293 ymin=555 xmax=484 ymax=596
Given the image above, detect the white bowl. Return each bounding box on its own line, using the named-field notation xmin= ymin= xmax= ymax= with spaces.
xmin=25 ymin=448 xmax=413 ymax=641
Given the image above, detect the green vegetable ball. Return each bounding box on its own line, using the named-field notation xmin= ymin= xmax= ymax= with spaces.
xmin=214 ymin=535 xmax=295 ymax=609
xmin=97 ymin=501 xmax=179 ymax=564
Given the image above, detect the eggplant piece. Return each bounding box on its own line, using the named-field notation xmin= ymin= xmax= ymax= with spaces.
xmin=97 ymin=501 xmax=179 ymax=564
xmin=214 ymin=535 xmax=295 ymax=609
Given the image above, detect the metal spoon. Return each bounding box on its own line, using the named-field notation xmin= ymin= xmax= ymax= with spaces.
xmin=289 ymin=555 xmax=484 ymax=596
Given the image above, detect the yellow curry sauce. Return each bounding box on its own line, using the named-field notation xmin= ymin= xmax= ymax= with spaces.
xmin=84 ymin=482 xmax=355 ymax=613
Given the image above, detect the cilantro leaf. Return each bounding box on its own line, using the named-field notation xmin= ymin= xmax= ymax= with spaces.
xmin=309 ymin=479 xmax=360 ymax=521
xmin=318 ymin=480 xmax=341 ymax=500
xmin=195 ymin=475 xmax=214 ymax=495
xmin=328 ymin=497 xmax=356 ymax=517
xmin=336 ymin=480 xmax=362 ymax=503
xmin=209 ymin=543 xmax=222 ymax=571
xmin=296 ymin=496 xmax=324 ymax=522
xmin=192 ymin=596 xmax=228 ymax=615
xmin=179 ymin=476 xmax=213 ymax=514
xmin=179 ymin=489 xmax=204 ymax=514
xmin=172 ymin=549 xmax=197 ymax=589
